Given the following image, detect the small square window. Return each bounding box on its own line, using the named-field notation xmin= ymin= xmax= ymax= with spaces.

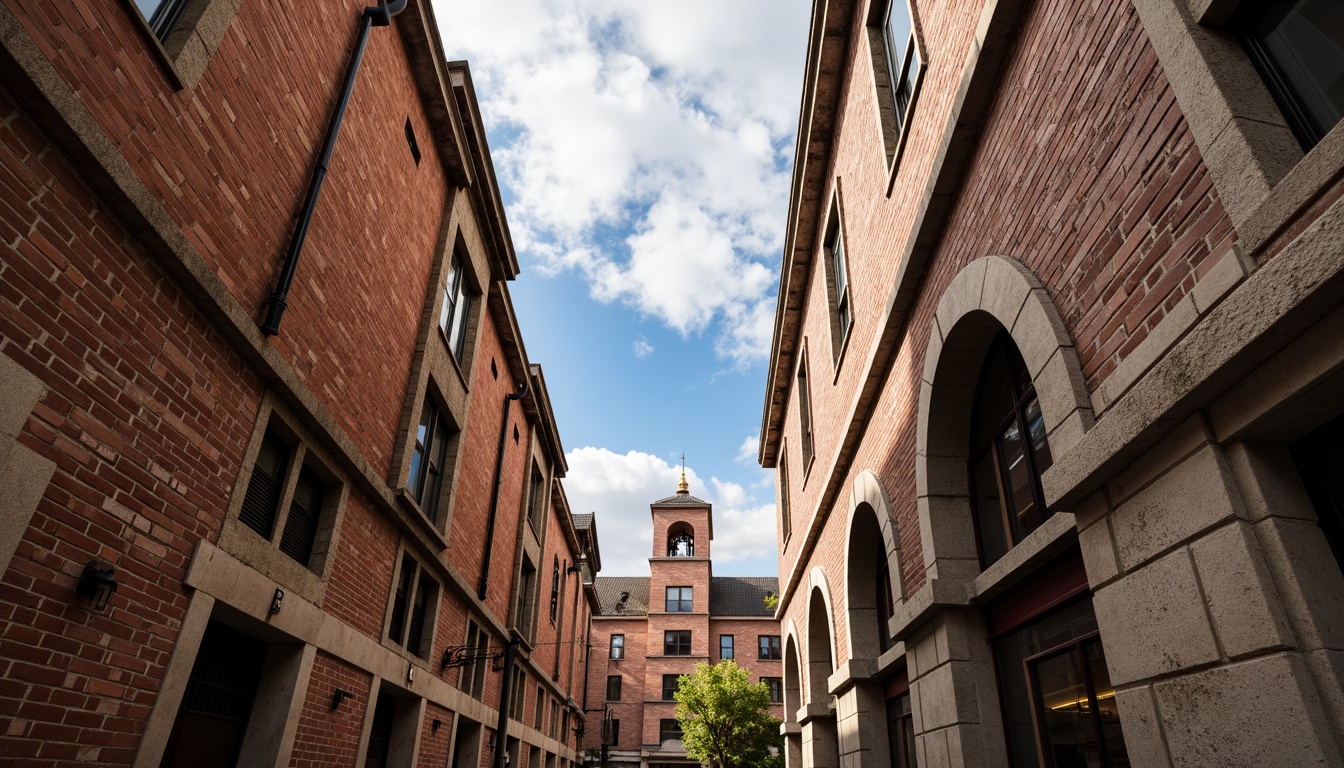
xmin=665 ymin=586 xmax=694 ymax=613
xmin=758 ymin=635 xmax=781 ymax=660
xmin=659 ymin=719 xmax=683 ymax=743
xmin=610 ymin=634 xmax=625 ymax=660
xmin=664 ymin=630 xmax=692 ymax=656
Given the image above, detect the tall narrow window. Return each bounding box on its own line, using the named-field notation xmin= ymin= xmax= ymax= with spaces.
xmin=408 ymin=396 xmax=452 ymax=523
xmin=387 ymin=553 xmax=436 ymax=659
xmin=515 ymin=560 xmax=537 ymax=635
xmin=527 ymin=462 xmax=546 ymax=531
xmin=278 ymin=465 xmax=323 ymax=566
xmin=662 ymin=674 xmax=680 ymax=701
xmin=876 ymin=549 xmax=896 ymax=654
xmin=439 ymin=251 xmax=473 ymax=361
xmin=534 ymin=687 xmax=545 ymax=730
xmin=610 ymin=634 xmax=625 ymax=660
xmin=763 ymin=677 xmax=784 ymax=704
xmin=778 ymin=447 xmax=792 ymax=543
xmin=606 ymin=675 xmax=622 ymax=701
xmin=824 ymin=208 xmax=851 ymax=352
xmin=720 ymin=634 xmax=734 ymax=660
xmin=239 ymin=429 xmax=289 ymax=539
xmin=1234 ymin=0 xmax=1344 ymax=151
xmin=870 ymin=0 xmax=923 ymax=166
xmin=887 ymin=691 xmax=916 ymax=768
xmin=797 ymin=351 xmax=815 ymax=469
xmin=461 ymin=619 xmax=489 ymax=699
xmin=968 ymin=333 xmax=1054 ymax=567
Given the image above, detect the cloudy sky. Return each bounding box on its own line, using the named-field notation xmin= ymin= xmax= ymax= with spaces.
xmin=433 ymin=0 xmax=812 ymax=577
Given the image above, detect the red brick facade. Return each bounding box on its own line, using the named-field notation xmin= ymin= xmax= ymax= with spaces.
xmin=0 ymin=0 xmax=600 ymax=766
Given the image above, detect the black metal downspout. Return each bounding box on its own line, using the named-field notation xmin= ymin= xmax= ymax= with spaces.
xmin=492 ymin=638 xmax=521 ymax=768
xmin=478 ymin=381 xmax=528 ymax=600
xmin=259 ymin=0 xmax=408 ymax=336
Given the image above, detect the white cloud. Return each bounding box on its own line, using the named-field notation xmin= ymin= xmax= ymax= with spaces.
xmin=434 ymin=0 xmax=809 ymax=366
xmin=735 ymin=435 xmax=759 ymax=466
xmin=633 ymin=337 xmax=654 ymax=358
xmin=564 ymin=446 xmax=777 ymax=576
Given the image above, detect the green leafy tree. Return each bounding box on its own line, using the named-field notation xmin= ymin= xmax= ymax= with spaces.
xmin=672 ymin=660 xmax=784 ymax=768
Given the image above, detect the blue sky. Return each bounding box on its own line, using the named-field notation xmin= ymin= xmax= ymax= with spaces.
xmin=434 ymin=0 xmax=812 ymax=577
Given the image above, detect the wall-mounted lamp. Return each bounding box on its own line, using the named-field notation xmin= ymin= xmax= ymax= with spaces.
xmin=566 ymin=557 xmax=585 ymax=575
xmin=269 ymin=588 xmax=284 ymax=615
xmin=432 ymin=718 xmax=442 ymax=734
xmin=488 ymin=732 xmax=496 ymax=751
xmin=331 ymin=687 xmax=351 ymax=710
xmin=76 ymin=561 xmax=117 ymax=611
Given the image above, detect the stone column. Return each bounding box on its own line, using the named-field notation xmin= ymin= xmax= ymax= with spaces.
xmin=798 ymin=703 xmax=839 ymax=768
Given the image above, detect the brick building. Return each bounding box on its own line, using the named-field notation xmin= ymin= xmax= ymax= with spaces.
xmin=761 ymin=0 xmax=1344 ymax=767
xmin=580 ymin=477 xmax=784 ymax=767
xmin=0 ymin=0 xmax=600 ymax=766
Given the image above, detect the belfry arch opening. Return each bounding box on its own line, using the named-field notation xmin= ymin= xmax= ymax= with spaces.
xmin=666 ymin=521 xmax=695 ymax=557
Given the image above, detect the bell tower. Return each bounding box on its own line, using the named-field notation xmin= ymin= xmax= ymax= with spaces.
xmin=645 ymin=461 xmax=713 ymax=665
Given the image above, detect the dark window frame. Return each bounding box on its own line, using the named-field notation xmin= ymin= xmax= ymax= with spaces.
xmin=664 ymin=630 xmax=692 ymax=656
xmin=763 ymin=677 xmax=783 ymax=704
xmin=720 ymin=634 xmax=734 ymax=661
xmin=662 ymin=674 xmax=680 ymax=701
xmin=439 ymin=249 xmax=475 ymax=362
xmin=758 ymin=635 xmax=782 ymax=660
xmin=408 ymin=394 xmax=454 ymax=524
xmin=665 ymin=585 xmax=694 ymax=613
xmin=797 ymin=348 xmax=815 ymax=472
xmin=868 ymin=0 xmax=926 ymax=174
xmin=610 ymin=634 xmax=625 ymax=660
xmin=606 ymin=674 xmax=622 ymax=702
xmin=386 ymin=550 xmax=437 ymax=660
xmin=658 ymin=718 xmax=683 ymax=743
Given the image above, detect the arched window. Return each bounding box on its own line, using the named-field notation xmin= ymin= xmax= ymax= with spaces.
xmin=667 ymin=522 xmax=695 ymax=557
xmin=969 ymin=332 xmax=1053 ymax=567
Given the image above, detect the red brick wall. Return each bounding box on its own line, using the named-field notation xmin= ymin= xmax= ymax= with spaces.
xmin=418 ymin=702 xmax=454 ymax=767
xmin=5 ymin=0 xmax=451 ymax=478
xmin=0 ymin=83 xmax=263 ymax=764
xmin=583 ymin=617 xmax=646 ymax=752
xmin=779 ymin=0 xmax=1242 ymax=618
xmin=290 ymin=652 xmax=373 ymax=768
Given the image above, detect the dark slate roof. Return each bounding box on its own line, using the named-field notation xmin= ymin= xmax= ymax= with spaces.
xmin=595 ymin=577 xmax=650 ymax=616
xmin=709 ymin=577 xmax=778 ymax=617
xmin=593 ymin=576 xmax=779 ymax=617
xmin=573 ymin=513 xmax=594 ymax=527
xmin=651 ymin=493 xmax=711 ymax=505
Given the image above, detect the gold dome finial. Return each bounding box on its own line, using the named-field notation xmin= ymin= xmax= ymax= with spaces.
xmin=677 ymin=453 xmax=688 ymax=494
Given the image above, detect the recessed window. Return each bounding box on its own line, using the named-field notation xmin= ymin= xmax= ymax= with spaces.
xmin=527 ymin=461 xmax=546 ymax=532
xmin=387 ymin=552 xmax=437 ymax=659
xmin=550 ymin=558 xmax=561 ymax=623
xmin=994 ymin=598 xmax=1129 ymax=767
xmin=779 ymin=446 xmax=792 ymax=543
xmin=758 ymin=635 xmax=781 ymax=660
xmin=408 ymin=396 xmax=454 ymax=523
xmin=134 ymin=0 xmax=189 ymax=40
xmin=763 ymin=677 xmax=783 ymax=704
xmin=460 ymin=619 xmax=489 ymax=699
xmin=662 ymin=674 xmax=680 ymax=701
xmin=658 ymin=719 xmax=683 ymax=744
xmin=610 ymin=634 xmax=625 ymax=660
xmin=606 ymin=675 xmax=622 ymax=701
xmin=439 ymin=250 xmax=474 ymax=361
xmin=665 ymin=586 xmax=694 ymax=613
xmin=515 ymin=559 xmax=537 ymax=637
xmin=720 ymin=634 xmax=734 ymax=660
xmin=869 ymin=0 xmax=924 ymax=167
xmin=824 ymin=206 xmax=852 ymax=354
xmin=237 ymin=423 xmax=338 ymax=572
xmin=968 ymin=332 xmax=1054 ymax=567
xmin=887 ymin=691 xmax=915 ymax=768
xmin=509 ymin=669 xmax=526 ymax=720
xmin=664 ymin=630 xmax=692 ymax=656
xmin=606 ymin=718 xmax=620 ymax=746
xmin=534 ymin=687 xmax=545 ymax=730
xmin=404 ymin=118 xmax=422 ymax=166
xmin=1289 ymin=412 xmax=1344 ymax=576
xmin=797 ymin=350 xmax=815 ymax=470
xmin=1234 ymin=0 xmax=1344 ymax=151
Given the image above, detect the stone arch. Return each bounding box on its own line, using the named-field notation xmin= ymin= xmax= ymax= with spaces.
xmin=843 ymin=470 xmax=902 ymax=661
xmin=915 ymin=255 xmax=1093 ymax=583
xmin=666 ymin=521 xmax=695 ymax=557
xmin=804 ymin=568 xmax=837 ymax=704
xmin=783 ymin=618 xmax=803 ymax=721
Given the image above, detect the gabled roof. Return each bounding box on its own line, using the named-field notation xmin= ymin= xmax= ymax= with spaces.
xmin=651 ymin=493 xmax=711 ymax=506
xmin=592 ymin=576 xmax=779 ymax=618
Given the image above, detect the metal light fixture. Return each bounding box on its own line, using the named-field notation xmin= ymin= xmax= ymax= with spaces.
xmin=270 ymin=588 xmax=284 ymax=615
xmin=566 ymin=557 xmax=585 ymax=575
xmin=76 ymin=561 xmax=117 ymax=611
xmin=331 ymin=687 xmax=351 ymax=710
